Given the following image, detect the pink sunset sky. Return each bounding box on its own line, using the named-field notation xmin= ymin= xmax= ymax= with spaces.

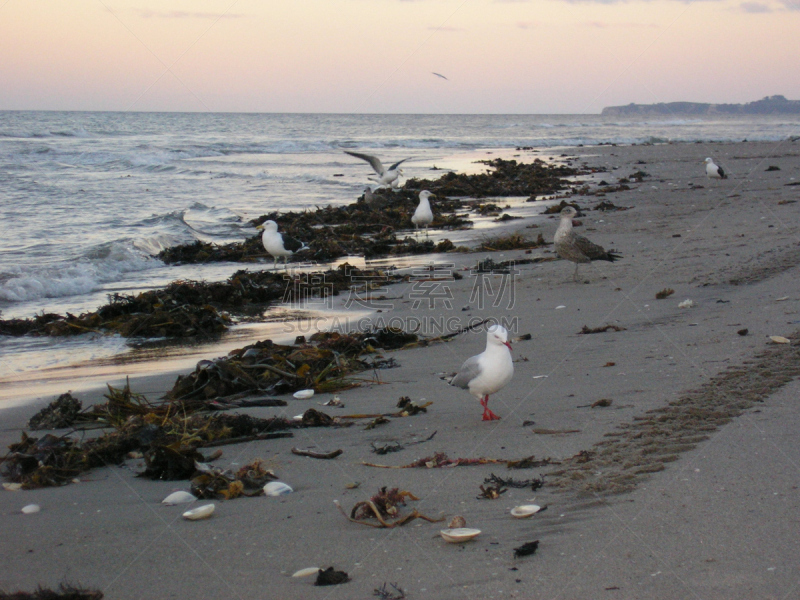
xmin=0 ymin=0 xmax=798 ymax=114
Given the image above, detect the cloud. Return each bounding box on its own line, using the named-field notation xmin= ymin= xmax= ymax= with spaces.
xmin=778 ymin=0 xmax=800 ymax=9
xmin=739 ymin=1 xmax=772 ymax=11
xmin=134 ymin=10 xmax=246 ymax=19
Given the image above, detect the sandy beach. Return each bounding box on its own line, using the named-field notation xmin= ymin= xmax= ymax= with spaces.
xmin=2 ymin=140 xmax=800 ymax=599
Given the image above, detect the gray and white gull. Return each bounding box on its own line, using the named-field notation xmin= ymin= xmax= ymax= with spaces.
xmin=411 ymin=190 xmax=435 ymax=236
xmin=344 ymin=150 xmax=409 ymax=189
xmin=450 ymin=324 xmax=514 ymax=421
xmin=704 ymin=157 xmax=727 ymax=179
xmin=256 ymin=220 xmax=309 ymax=269
xmin=554 ymin=206 xmax=621 ymax=282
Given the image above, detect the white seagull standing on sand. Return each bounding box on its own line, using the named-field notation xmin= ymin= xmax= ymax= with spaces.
xmin=344 ymin=150 xmax=410 ymax=190
xmin=705 ymin=157 xmax=727 ymax=179
xmin=450 ymin=324 xmax=514 ymax=421
xmin=256 ymin=220 xmax=309 ymax=269
xmin=554 ymin=206 xmax=621 ymax=282
xmin=411 ymin=190 xmax=435 ymax=236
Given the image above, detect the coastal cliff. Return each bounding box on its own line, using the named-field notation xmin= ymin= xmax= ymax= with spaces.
xmin=602 ymin=95 xmax=800 ymax=116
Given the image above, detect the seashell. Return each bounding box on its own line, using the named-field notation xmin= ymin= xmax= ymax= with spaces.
xmin=162 ymin=491 xmax=197 ymax=505
xmin=510 ymin=504 xmax=542 ymax=518
xmin=678 ymin=299 xmax=694 ymax=309
xmin=770 ymin=336 xmax=790 ymax=344
xmin=292 ymin=567 xmax=321 ymax=578
xmin=3 ymin=483 xmax=23 ymax=492
xmin=292 ymin=414 xmax=304 ymax=421
xmin=264 ymin=481 xmax=293 ymax=497
xmin=182 ymin=504 xmax=215 ymax=520
xmin=555 ymin=305 xmax=566 ymax=310
xmin=21 ymin=504 xmax=40 ymax=514
xmin=293 ymin=389 xmax=315 ymax=400
xmin=448 ymin=515 xmax=466 ymax=529
xmin=440 ymin=528 xmax=481 ymax=543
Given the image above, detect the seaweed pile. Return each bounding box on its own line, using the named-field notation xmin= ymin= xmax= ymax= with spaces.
xmin=0 ymin=265 xmax=404 ymax=339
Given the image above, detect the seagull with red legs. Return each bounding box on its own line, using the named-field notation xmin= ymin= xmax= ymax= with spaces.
xmin=450 ymin=324 xmax=514 ymax=421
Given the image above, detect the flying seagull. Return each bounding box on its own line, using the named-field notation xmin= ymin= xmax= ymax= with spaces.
xmin=554 ymin=206 xmax=621 ymax=282
xmin=704 ymin=157 xmax=727 ymax=180
xmin=450 ymin=324 xmax=514 ymax=421
xmin=344 ymin=150 xmax=409 ymax=189
xmin=256 ymin=220 xmax=309 ymax=269
xmin=432 ymin=72 xmax=449 ymax=81
xmin=411 ymin=190 xmax=435 ymax=236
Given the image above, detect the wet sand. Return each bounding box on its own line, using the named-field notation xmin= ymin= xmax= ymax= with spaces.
xmin=2 ymin=140 xmax=800 ymax=599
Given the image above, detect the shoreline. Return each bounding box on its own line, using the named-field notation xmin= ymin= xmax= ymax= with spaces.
xmin=1 ymin=139 xmax=799 ymax=599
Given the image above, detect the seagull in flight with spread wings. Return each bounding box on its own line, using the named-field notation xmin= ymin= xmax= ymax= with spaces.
xmin=344 ymin=150 xmax=410 ymax=190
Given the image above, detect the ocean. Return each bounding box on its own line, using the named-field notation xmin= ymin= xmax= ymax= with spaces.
xmin=1 ymin=111 xmax=797 ymax=400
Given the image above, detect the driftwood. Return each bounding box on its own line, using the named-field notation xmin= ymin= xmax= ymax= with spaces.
xmin=291 ymin=447 xmax=343 ymax=459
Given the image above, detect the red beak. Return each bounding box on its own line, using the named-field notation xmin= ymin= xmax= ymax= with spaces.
xmin=504 ymin=341 xmax=512 ymax=351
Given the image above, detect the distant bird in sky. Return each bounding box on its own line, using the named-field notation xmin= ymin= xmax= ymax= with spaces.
xmin=704 ymin=157 xmax=727 ymax=179
xmin=432 ymin=72 xmax=449 ymax=81
xmin=344 ymin=150 xmax=409 ymax=189
xmin=411 ymin=190 xmax=435 ymax=236
xmin=450 ymin=324 xmax=514 ymax=421
xmin=256 ymin=220 xmax=309 ymax=269
xmin=554 ymin=206 xmax=621 ymax=282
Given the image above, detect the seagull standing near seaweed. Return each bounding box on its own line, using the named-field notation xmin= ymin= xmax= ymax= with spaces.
xmin=256 ymin=220 xmax=309 ymax=270
xmin=411 ymin=190 xmax=435 ymax=237
xmin=705 ymin=157 xmax=727 ymax=180
xmin=554 ymin=206 xmax=621 ymax=282
xmin=344 ymin=150 xmax=410 ymax=190
xmin=450 ymin=324 xmax=514 ymax=421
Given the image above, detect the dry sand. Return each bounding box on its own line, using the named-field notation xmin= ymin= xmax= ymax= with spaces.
xmin=2 ymin=140 xmax=800 ymax=599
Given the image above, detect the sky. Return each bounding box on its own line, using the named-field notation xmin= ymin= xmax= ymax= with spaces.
xmin=0 ymin=0 xmax=798 ymax=114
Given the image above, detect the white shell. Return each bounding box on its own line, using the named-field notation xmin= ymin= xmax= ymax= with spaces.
xmin=292 ymin=414 xmax=304 ymax=421
xmin=770 ymin=336 xmax=790 ymax=344
xmin=293 ymin=389 xmax=315 ymax=399
xmin=510 ymin=504 xmax=542 ymax=518
xmin=678 ymin=299 xmax=694 ymax=309
xmin=182 ymin=504 xmax=215 ymax=520
xmin=555 ymin=305 xmax=566 ymax=310
xmin=162 ymin=491 xmax=197 ymax=505
xmin=292 ymin=567 xmax=320 ymax=578
xmin=264 ymin=481 xmax=293 ymax=496
xmin=3 ymin=483 xmax=23 ymax=492
xmin=440 ymin=528 xmax=481 ymax=543
xmin=21 ymin=504 xmax=40 ymax=514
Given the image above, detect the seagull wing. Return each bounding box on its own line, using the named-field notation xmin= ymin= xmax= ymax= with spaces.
xmin=344 ymin=150 xmax=385 ymax=176
xmin=573 ymin=234 xmax=620 ymax=262
xmin=432 ymin=72 xmax=449 ymax=80
xmin=450 ymin=355 xmax=482 ymax=389
xmin=717 ymin=165 xmax=727 ymax=179
xmin=388 ymin=158 xmax=410 ymax=171
xmin=282 ymin=235 xmax=309 ymax=253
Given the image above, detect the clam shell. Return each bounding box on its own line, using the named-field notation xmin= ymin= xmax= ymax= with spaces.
xmin=3 ymin=483 xmax=23 ymax=492
xmin=440 ymin=528 xmax=481 ymax=543
xmin=292 ymin=567 xmax=321 ymax=578
xmin=770 ymin=336 xmax=790 ymax=344
xmin=264 ymin=481 xmax=293 ymax=497
xmin=162 ymin=491 xmax=197 ymax=505
xmin=21 ymin=504 xmax=40 ymax=514
xmin=448 ymin=515 xmax=466 ymax=529
xmin=182 ymin=504 xmax=215 ymax=520
xmin=510 ymin=504 xmax=542 ymax=518
xmin=678 ymin=299 xmax=694 ymax=309
xmin=293 ymin=389 xmax=315 ymax=400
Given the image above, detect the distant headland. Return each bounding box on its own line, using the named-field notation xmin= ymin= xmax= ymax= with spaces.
xmin=601 ymin=95 xmax=800 ymax=116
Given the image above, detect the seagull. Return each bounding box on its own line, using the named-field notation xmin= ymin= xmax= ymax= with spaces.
xmin=432 ymin=72 xmax=449 ymax=81
xmin=704 ymin=157 xmax=727 ymax=179
xmin=554 ymin=206 xmax=621 ymax=282
xmin=344 ymin=150 xmax=409 ymax=190
xmin=411 ymin=190 xmax=435 ymax=236
xmin=256 ymin=220 xmax=309 ymax=269
xmin=450 ymin=324 xmax=514 ymax=421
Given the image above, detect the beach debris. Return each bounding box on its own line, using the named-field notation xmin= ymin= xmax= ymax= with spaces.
xmin=678 ymin=299 xmax=695 ymax=308
xmin=362 ymin=452 xmax=505 ymax=469
xmin=344 ymin=482 xmax=361 ymax=490
xmin=579 ymin=324 xmax=626 ymax=334
xmin=364 ymin=416 xmax=390 ymax=430
xmin=335 ymin=487 xmax=443 ymax=528
xmin=485 ymin=473 xmax=545 ymax=491
xmin=655 ymin=288 xmax=675 ymax=300
xmin=27 ymin=393 xmax=84 ymax=430
xmin=555 ymin=305 xmax=566 ymax=310
xmin=477 ymin=483 xmax=506 ymax=499
xmin=373 ymin=582 xmax=406 ymax=600
xmin=190 ymin=459 xmax=277 ymax=500
xmin=292 ymin=567 xmax=321 ymax=578
xmin=765 ymin=165 xmax=781 ymax=171
xmin=21 ymin=504 xmax=41 ymax=514
xmin=264 ymin=481 xmax=293 ymax=497
xmin=182 ymin=504 xmax=215 ymax=520
xmin=448 ymin=515 xmax=467 ymax=528
xmin=737 ymin=328 xmax=749 ymax=336
xmin=603 ymin=362 xmax=616 ymax=367
xmin=293 ymin=389 xmax=315 ymax=400
xmin=532 ymin=428 xmax=581 ymax=435
xmin=291 ymin=447 xmax=343 ymax=459
xmin=314 ymin=567 xmax=350 ymax=586
xmin=3 ymin=483 xmax=23 ymax=492
xmin=321 ymin=396 xmax=343 ymax=407
xmin=506 ymin=455 xmax=558 ymax=469
xmin=162 ymin=491 xmax=197 ymax=505
xmin=510 ymin=505 xmax=543 ymax=519
xmin=513 ymin=540 xmax=540 ymax=558
xmin=770 ymin=336 xmax=791 ymax=344
xmin=475 ymin=232 xmax=547 ymax=252
xmin=440 ymin=528 xmax=481 ymax=543
xmin=370 ymin=442 xmax=403 ymax=455
xmin=0 ymin=584 xmax=104 ymax=599
xmin=577 ymin=398 xmax=613 ymax=408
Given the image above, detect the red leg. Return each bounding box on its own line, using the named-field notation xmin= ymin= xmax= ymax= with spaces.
xmin=483 ymin=395 xmax=501 ymax=421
